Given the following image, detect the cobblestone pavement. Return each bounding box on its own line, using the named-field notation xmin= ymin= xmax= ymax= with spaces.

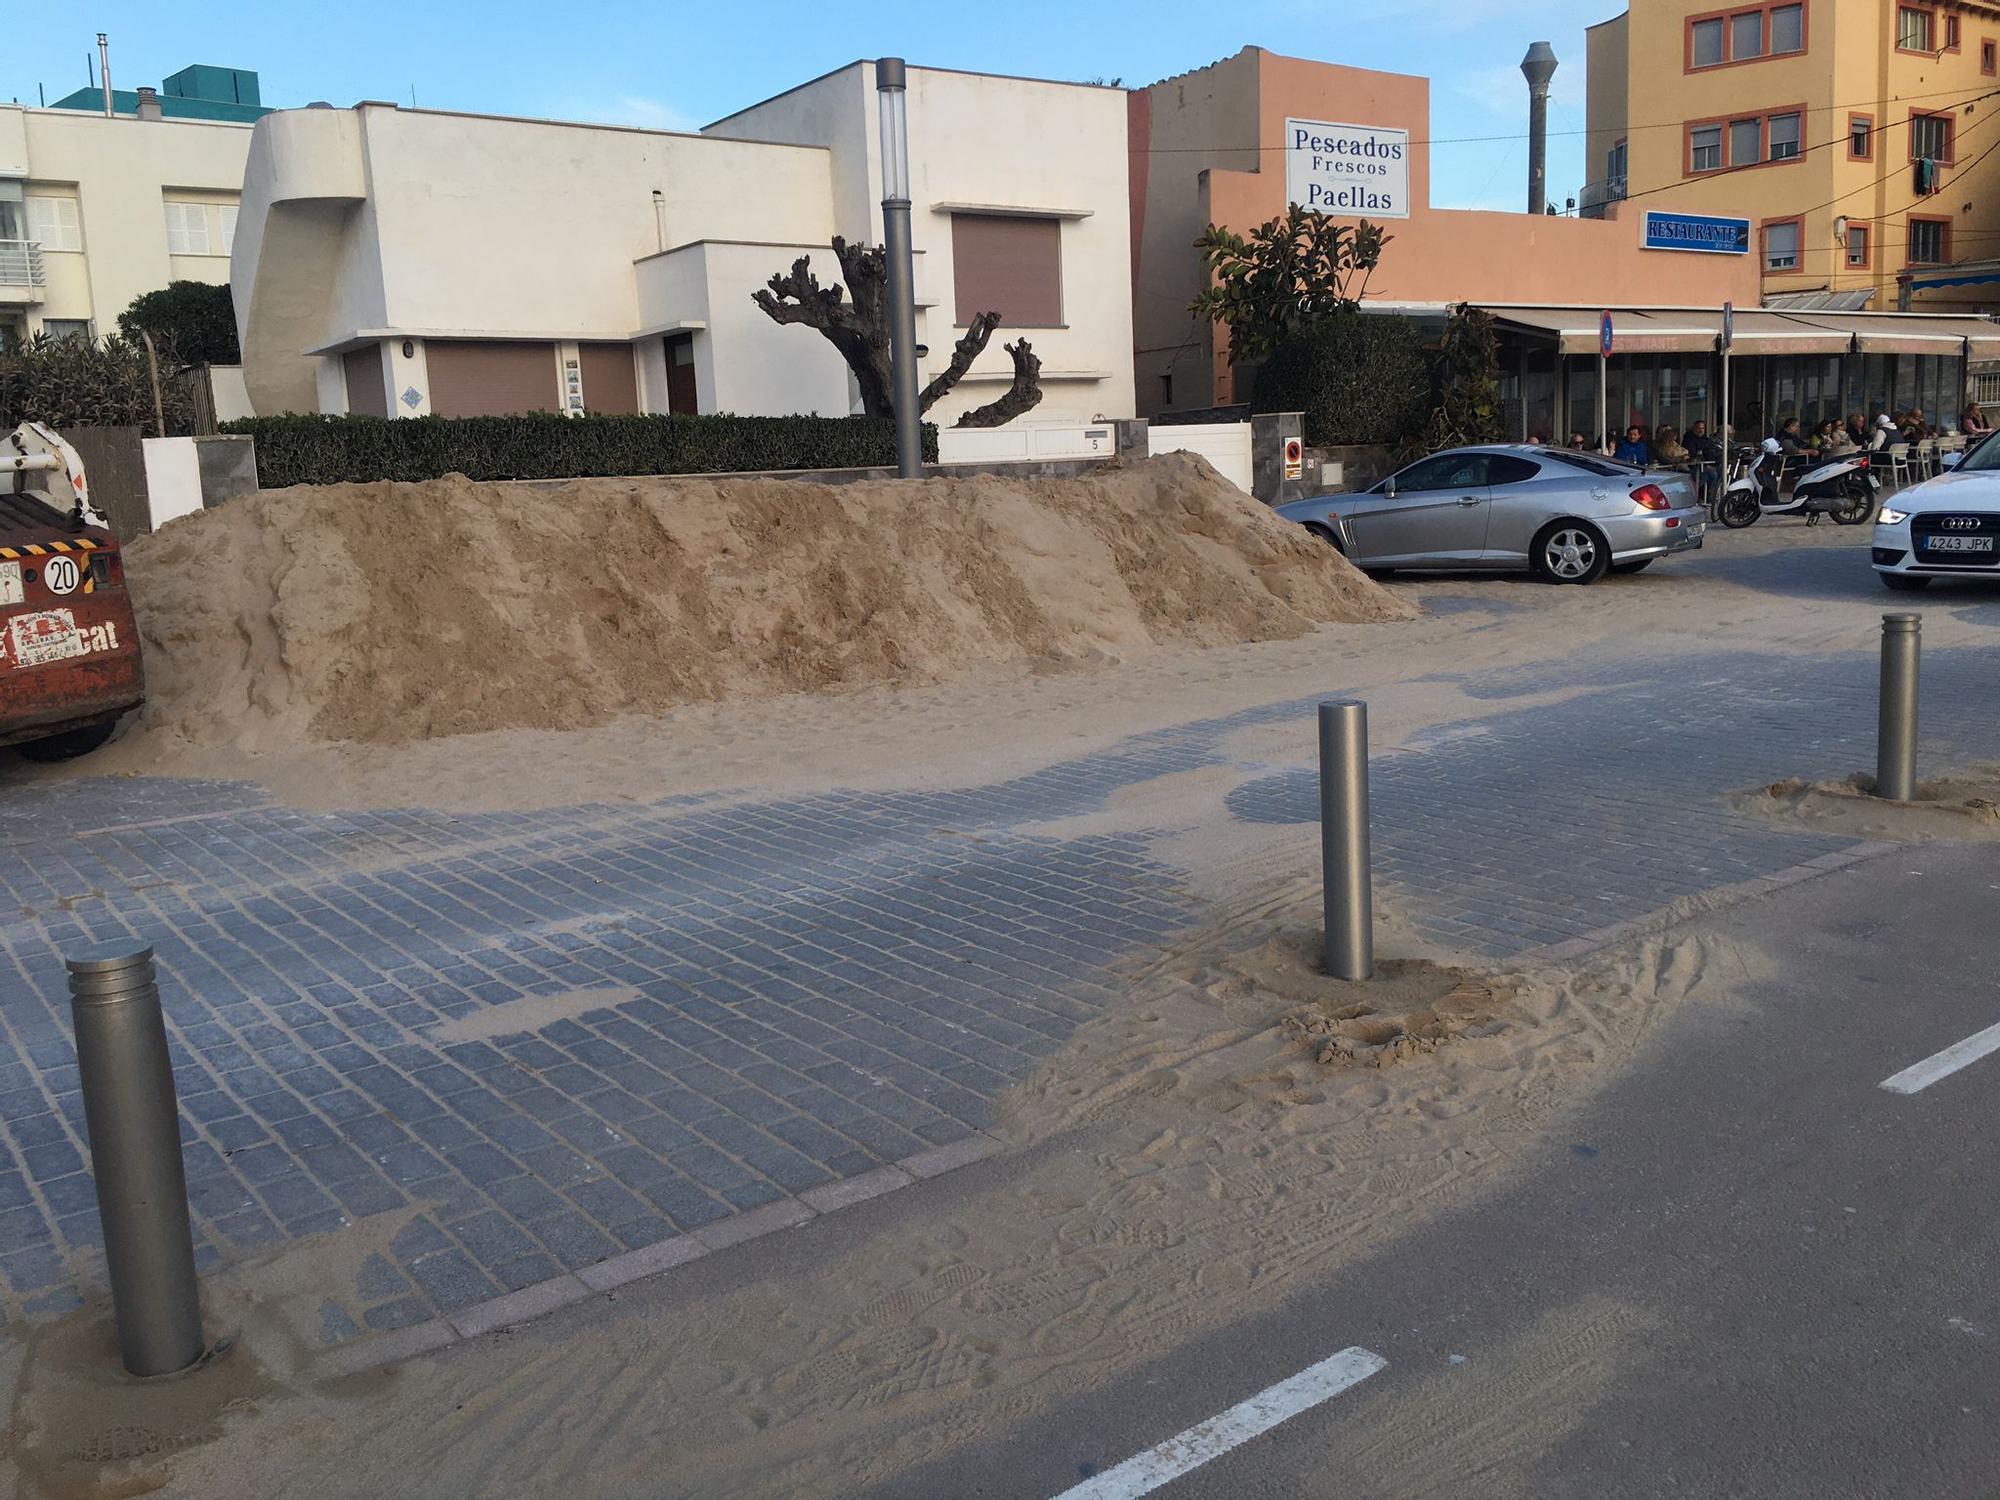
xmin=0 ymin=633 xmax=1993 ymax=1340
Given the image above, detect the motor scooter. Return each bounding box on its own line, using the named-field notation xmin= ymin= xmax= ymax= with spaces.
xmin=1717 ymin=444 xmax=1878 ymax=528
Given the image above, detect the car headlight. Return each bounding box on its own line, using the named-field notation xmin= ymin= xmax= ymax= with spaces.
xmin=1877 ymin=506 xmax=1910 ymax=525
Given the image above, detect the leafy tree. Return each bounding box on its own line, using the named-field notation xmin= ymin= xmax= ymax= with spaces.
xmin=1250 ymin=312 xmax=1428 ymax=447
xmin=118 ymin=280 xmax=241 ymax=366
xmin=1189 ymin=208 xmax=1392 ymax=363
xmin=752 ymin=237 xmax=1042 ymax=429
xmin=1427 ymin=304 xmax=1502 ymax=448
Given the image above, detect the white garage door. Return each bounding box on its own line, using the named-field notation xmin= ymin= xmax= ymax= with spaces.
xmin=1147 ymin=422 xmax=1255 ymax=495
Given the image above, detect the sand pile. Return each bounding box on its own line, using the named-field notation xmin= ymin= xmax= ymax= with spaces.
xmin=122 ymin=454 xmax=1412 ymax=749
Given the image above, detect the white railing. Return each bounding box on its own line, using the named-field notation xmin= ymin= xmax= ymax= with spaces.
xmin=0 ymin=240 xmax=44 ymax=288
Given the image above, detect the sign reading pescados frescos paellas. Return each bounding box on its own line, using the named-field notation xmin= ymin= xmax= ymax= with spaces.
xmin=1284 ymin=118 xmax=1410 ymax=219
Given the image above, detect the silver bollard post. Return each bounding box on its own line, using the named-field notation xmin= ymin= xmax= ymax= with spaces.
xmin=1319 ymin=701 xmax=1374 ymax=980
xmin=66 ymin=944 xmax=205 ymax=1377
xmin=1876 ymin=612 xmax=1922 ymax=802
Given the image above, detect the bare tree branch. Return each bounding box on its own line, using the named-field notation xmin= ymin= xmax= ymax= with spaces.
xmin=954 ymin=339 xmax=1044 ymax=429
xmin=918 ymin=312 xmax=999 ymax=413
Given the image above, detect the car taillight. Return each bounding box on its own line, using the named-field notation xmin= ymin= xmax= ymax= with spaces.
xmin=1854 ymin=456 xmax=1870 ymax=469
xmin=1632 ymin=483 xmax=1671 ymax=510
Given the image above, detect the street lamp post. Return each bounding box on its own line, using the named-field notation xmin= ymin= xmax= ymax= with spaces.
xmin=876 ymin=58 xmax=922 ymax=479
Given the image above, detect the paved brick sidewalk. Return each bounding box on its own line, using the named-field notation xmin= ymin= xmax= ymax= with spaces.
xmin=0 ymin=641 xmax=1990 ymax=1340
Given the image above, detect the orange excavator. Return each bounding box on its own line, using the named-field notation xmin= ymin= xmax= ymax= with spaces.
xmin=0 ymin=423 xmax=144 ymax=760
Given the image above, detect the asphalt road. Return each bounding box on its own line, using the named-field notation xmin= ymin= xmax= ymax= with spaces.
xmin=865 ymin=837 xmax=2000 ymax=1499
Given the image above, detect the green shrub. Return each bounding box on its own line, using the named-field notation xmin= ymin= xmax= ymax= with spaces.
xmin=119 ymin=281 xmax=241 ymax=366
xmin=222 ymin=411 xmax=939 ymax=488
xmin=1250 ymin=313 xmax=1430 ymax=447
xmin=0 ymin=334 xmax=195 ymax=437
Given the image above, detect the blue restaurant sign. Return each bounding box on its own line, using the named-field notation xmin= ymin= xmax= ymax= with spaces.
xmin=1641 ymin=210 xmax=1751 ymax=254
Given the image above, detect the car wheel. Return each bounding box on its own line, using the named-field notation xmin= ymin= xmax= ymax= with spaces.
xmin=15 ymin=720 xmax=118 ymax=762
xmin=1532 ymin=522 xmax=1610 ymax=585
xmin=1304 ymin=522 xmax=1344 ymax=553
xmin=1609 ymin=558 xmax=1654 ymax=575
xmin=1881 ymin=572 xmax=1933 ymax=591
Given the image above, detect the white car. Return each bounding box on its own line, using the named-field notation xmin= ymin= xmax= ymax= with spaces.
xmin=1873 ymin=438 xmax=2000 ymax=590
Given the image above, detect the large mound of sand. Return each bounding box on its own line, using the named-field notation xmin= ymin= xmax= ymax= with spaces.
xmin=123 ymin=454 xmax=1413 ymax=748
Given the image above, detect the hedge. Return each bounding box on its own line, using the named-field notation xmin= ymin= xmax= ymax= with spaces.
xmin=221 ymin=411 xmax=939 ymax=488
xmin=1249 ymin=312 xmax=1430 ymax=448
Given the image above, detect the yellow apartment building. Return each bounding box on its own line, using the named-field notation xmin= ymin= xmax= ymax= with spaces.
xmin=1585 ymin=0 xmax=2000 ymax=313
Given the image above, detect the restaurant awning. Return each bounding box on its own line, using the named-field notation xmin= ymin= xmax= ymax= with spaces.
xmin=1472 ymin=304 xmax=2000 ymax=357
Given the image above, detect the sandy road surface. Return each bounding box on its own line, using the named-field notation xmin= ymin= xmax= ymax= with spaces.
xmin=7 ymin=521 xmax=1999 ymax=1500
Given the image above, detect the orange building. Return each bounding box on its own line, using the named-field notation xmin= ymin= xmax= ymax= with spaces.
xmin=1128 ymin=46 xmax=1760 ymax=420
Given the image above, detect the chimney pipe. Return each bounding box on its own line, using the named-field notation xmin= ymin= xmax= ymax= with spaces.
xmin=1521 ymin=41 xmax=1558 ymax=215
xmin=97 ymin=33 xmax=112 ymax=117
xmin=135 ymin=86 xmax=161 ymax=121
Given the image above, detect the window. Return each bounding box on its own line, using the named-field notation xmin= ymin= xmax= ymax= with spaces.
xmin=1607 ymin=139 xmax=1628 ymax=188
xmin=951 ymin=214 xmax=1062 ymax=327
xmin=1731 ymin=10 xmax=1765 ymax=57
xmin=39 ymin=318 xmax=91 ymax=342
xmin=1692 ymin=16 xmax=1726 ymax=65
xmin=1984 ymin=38 xmax=1996 ymax=73
xmin=1771 ymin=3 xmax=1804 ymax=51
xmin=1768 ymin=112 xmax=1802 ymax=159
xmin=1850 ymin=114 xmax=1874 ymax=159
xmin=1486 ymin=455 xmax=1543 ymax=486
xmin=1908 ymin=216 xmax=1949 ymax=264
xmin=163 ymin=200 xmax=210 ymax=255
xmin=1846 ymin=223 xmax=1871 ymax=267
xmin=1898 ymin=6 xmax=1934 ymax=51
xmin=1946 ymin=14 xmax=1961 ymax=48
xmin=219 ymin=204 xmax=238 ymax=248
xmin=1691 ymin=125 xmax=1723 ymax=171
xmin=1543 ymin=450 xmax=1628 ymax=477
xmin=1911 ymin=111 xmax=1953 ymax=162
xmin=25 ymin=195 xmax=81 ymax=251
xmin=1763 ymin=219 xmax=1802 ymax=270
xmin=1730 ymin=117 xmax=1763 ymax=165
xmin=1384 ymin=454 xmax=1490 ymax=492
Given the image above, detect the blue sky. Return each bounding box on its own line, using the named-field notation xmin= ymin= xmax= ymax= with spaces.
xmin=15 ymin=0 xmax=1612 ymax=211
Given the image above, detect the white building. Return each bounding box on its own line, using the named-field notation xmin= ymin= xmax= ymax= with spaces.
xmin=232 ymin=63 xmax=1135 ymax=427
xmin=0 ymin=101 xmax=251 ymax=348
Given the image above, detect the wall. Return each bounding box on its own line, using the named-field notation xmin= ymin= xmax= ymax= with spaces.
xmin=1582 ymin=14 xmax=1629 ymax=204
xmin=1602 ymin=0 xmax=2000 ymax=306
xmin=1136 ymin=47 xmax=1760 ymax=408
xmin=709 ymin=63 xmax=1136 ymax=425
xmin=7 ymin=107 xmax=250 ymax=340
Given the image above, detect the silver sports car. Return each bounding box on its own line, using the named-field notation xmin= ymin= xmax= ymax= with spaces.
xmin=1274 ymin=445 xmax=1706 ymax=583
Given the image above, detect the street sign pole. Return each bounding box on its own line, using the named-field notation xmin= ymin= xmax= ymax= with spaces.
xmin=1720 ymin=299 xmax=1734 ymax=462
xmin=1597 ymin=311 xmax=1614 ymax=452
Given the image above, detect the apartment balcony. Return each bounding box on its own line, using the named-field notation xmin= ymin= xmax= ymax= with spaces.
xmin=1578 ymin=177 xmax=1627 ymax=221
xmin=0 ymin=240 xmax=46 ymax=304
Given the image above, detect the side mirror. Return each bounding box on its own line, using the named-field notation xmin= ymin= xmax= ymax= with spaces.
xmin=1380 ymin=478 xmax=1397 ymax=498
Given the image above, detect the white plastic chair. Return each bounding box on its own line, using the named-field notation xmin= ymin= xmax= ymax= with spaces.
xmin=1885 ymin=443 xmax=1914 ymax=487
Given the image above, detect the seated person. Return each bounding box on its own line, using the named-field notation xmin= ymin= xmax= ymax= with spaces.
xmin=1565 ymin=431 xmax=1590 ymax=450
xmin=1821 ymin=419 xmax=1858 ymax=455
xmin=1845 ymin=412 xmax=1870 ymax=448
xmin=1652 ymin=424 xmax=1690 ymax=464
xmin=1962 ymin=402 xmax=1991 ymax=435
xmin=1775 ymin=416 xmax=1808 ymax=456
xmin=1612 ymin=424 xmax=1650 ymax=465
xmin=1683 ymin=420 xmax=1723 ymax=499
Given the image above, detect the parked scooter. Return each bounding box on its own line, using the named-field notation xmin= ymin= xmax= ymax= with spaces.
xmin=1717 ymin=438 xmax=1878 ymax=528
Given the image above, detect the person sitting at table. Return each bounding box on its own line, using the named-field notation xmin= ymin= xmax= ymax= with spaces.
xmin=1683 ymin=420 xmax=1723 ymax=499
xmin=1613 ymin=424 xmax=1650 ymax=465
xmin=1961 ymin=402 xmax=1991 ymax=435
xmin=1871 ymin=412 xmax=1898 ymax=449
xmin=1775 ymin=416 xmax=1808 ymax=457
xmin=1821 ymin=419 xmax=1857 ymax=455
xmin=1900 ymin=408 xmax=1931 ymax=443
xmin=1845 ymin=412 xmax=1870 ymax=449
xmin=1653 ymin=424 xmax=1689 ymax=465
xmin=1566 ymin=431 xmax=1590 ymax=450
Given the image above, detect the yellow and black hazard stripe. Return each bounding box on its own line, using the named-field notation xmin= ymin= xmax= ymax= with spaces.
xmin=0 ymin=537 xmax=101 ymax=562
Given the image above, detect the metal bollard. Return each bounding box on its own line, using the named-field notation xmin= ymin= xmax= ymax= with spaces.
xmin=1876 ymin=612 xmax=1922 ymax=802
xmin=1318 ymin=701 xmax=1374 ymax=981
xmin=65 ymin=944 xmax=205 ymax=1377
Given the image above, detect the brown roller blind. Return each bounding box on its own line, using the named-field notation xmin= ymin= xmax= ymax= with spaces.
xmin=426 ymin=340 xmax=560 ymax=418
xmin=951 ymin=214 xmax=1062 ymax=327
xmin=578 ymin=342 xmax=639 ymax=415
xmin=342 ymin=346 xmax=387 ymax=417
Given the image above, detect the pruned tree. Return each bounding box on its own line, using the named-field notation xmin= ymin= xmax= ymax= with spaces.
xmin=753 ymin=237 xmax=1042 ymax=429
xmin=1189 ymin=208 xmax=1392 ymax=363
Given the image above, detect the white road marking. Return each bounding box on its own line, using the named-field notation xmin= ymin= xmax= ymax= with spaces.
xmin=1050 ymin=1346 xmax=1386 ymax=1500
xmin=1880 ymin=1020 xmax=2000 ymax=1095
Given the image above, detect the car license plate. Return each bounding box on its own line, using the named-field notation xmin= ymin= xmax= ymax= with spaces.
xmin=1926 ymin=535 xmax=1995 ymax=552
xmin=1687 ymin=521 xmax=1707 ymax=541
xmin=7 ymin=609 xmax=85 ymax=669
